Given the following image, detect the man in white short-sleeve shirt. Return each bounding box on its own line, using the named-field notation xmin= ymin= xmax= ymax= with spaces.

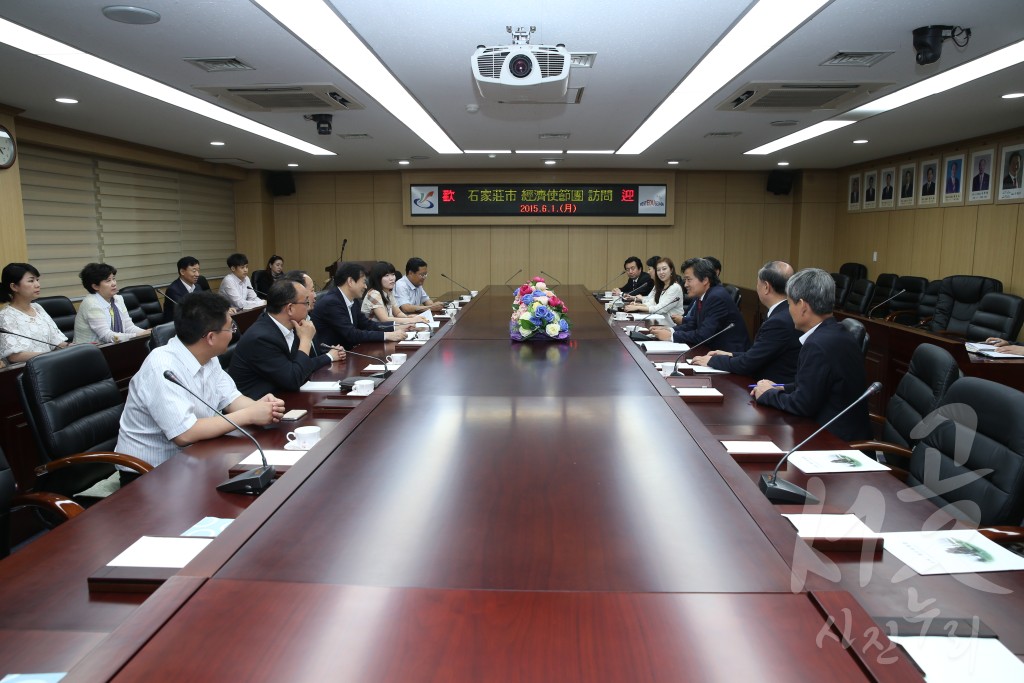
xmin=394 ymin=257 xmax=445 ymax=315
xmin=116 ymin=291 xmax=285 ymax=471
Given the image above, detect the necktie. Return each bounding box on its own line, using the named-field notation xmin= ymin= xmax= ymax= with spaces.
xmin=110 ymin=303 xmax=124 ymax=333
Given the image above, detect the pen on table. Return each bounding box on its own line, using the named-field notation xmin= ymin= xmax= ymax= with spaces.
xmin=748 ymin=383 xmax=785 ymax=388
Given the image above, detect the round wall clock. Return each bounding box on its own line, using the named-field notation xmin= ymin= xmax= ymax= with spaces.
xmin=0 ymin=125 xmax=17 ymax=170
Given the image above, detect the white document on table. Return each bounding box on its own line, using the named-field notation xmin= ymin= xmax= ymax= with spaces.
xmin=782 ymin=514 xmax=879 ymax=539
xmin=106 ymin=536 xmax=212 ymax=568
xmin=637 ymin=341 xmax=689 ymax=354
xmin=888 ymin=635 xmax=1024 ymax=682
xmin=300 ymin=381 xmax=340 ymax=392
xmin=237 ymin=449 xmax=306 ymax=467
xmin=788 ymin=450 xmax=890 ymax=474
xmin=181 ymin=517 xmax=234 ymax=538
xmin=676 ymin=388 xmax=723 ymax=398
xmin=880 ymin=529 xmax=1024 ymax=575
xmin=721 ymin=440 xmax=783 ymax=455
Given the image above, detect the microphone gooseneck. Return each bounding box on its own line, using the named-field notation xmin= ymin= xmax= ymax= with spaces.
xmin=539 ymin=270 xmax=562 ymax=286
xmin=595 ymin=270 xmax=626 ymax=294
xmin=440 ymin=273 xmax=471 ymax=294
xmin=0 ymin=327 xmax=63 ymax=349
xmin=503 ymin=268 xmax=523 ymax=289
xmin=667 ymin=322 xmax=736 ymax=376
xmin=867 ymin=288 xmax=906 ymax=317
xmin=162 ymin=370 xmax=275 ymax=494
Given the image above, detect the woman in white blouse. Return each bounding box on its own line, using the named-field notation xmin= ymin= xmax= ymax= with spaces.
xmin=624 ymin=257 xmax=686 ymax=319
xmin=361 ymin=261 xmax=428 ymax=324
xmin=73 ymin=262 xmax=150 ymax=344
xmin=0 ymin=262 xmax=69 ymax=363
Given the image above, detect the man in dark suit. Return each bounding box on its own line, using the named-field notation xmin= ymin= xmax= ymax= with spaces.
xmin=651 ymin=257 xmax=749 ymax=353
xmin=972 ymin=157 xmax=990 ymax=191
xmin=921 ymin=166 xmax=936 ymax=196
xmin=691 ymin=261 xmax=800 ymax=383
xmin=1004 ymin=151 xmax=1022 ymax=190
xmin=864 ymin=176 xmax=875 ymax=202
xmin=612 ymin=256 xmax=653 ymax=298
xmin=163 ymin=256 xmax=206 ymax=323
xmin=900 ymin=170 xmax=914 ymax=199
xmin=311 ymin=261 xmax=409 ymax=349
xmin=881 ymin=172 xmax=893 ymax=200
xmin=751 ymin=268 xmax=871 ymax=441
xmin=945 ymin=161 xmax=960 ymax=194
xmin=229 ymin=279 xmax=345 ymax=400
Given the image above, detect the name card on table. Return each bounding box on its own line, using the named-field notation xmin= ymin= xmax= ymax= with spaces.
xmin=88 ymin=536 xmax=213 ymax=594
xmin=782 ymin=513 xmax=883 ymax=552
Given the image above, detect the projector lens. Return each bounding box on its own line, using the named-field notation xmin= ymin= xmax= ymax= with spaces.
xmin=509 ymin=55 xmax=532 ymax=78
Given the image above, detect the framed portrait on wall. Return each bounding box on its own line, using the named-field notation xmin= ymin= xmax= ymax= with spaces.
xmin=879 ymin=166 xmax=896 ymax=209
xmin=897 ymin=163 xmax=916 ymax=208
xmin=862 ymin=170 xmax=878 ymax=209
xmin=997 ymin=142 xmax=1024 ymax=202
xmin=940 ymin=153 xmax=965 ymax=206
xmin=918 ymin=158 xmax=938 ymax=206
xmin=847 ymin=173 xmax=861 ymax=211
xmin=967 ymin=148 xmax=994 ymax=204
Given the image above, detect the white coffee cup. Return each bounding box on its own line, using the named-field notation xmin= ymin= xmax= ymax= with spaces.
xmin=461 ymin=294 xmax=471 ymax=302
xmin=660 ymin=362 xmax=674 ymax=377
xmin=614 ymin=311 xmax=629 ymax=321
xmin=470 ymin=290 xmax=479 ymax=297
xmin=415 ymin=330 xmax=430 ymax=340
xmin=604 ymin=291 xmax=614 ymax=298
xmin=647 ymin=314 xmax=665 ymax=326
xmin=385 ymin=363 xmax=401 ymax=372
xmin=386 ymin=353 xmax=407 ymax=365
xmin=286 ymin=425 xmax=321 ymax=449
xmin=353 ymin=379 xmax=375 ymax=395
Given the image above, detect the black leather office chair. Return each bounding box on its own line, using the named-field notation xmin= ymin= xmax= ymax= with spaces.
xmin=35 ymin=295 xmax=77 ymax=343
xmin=965 ymin=292 xmax=1024 ymax=343
xmin=884 ymin=276 xmax=929 ymax=324
xmin=119 ymin=291 xmax=149 ymax=330
xmin=218 ymin=341 xmax=238 ymax=370
xmin=867 ymin=273 xmax=899 ymax=317
xmin=148 ymin=322 xmax=176 ymax=351
xmin=723 ymin=284 xmax=741 ymax=308
xmin=0 ymin=446 xmax=82 ymax=557
xmin=17 ymin=345 xmax=152 ymax=500
xmin=838 ymin=317 xmax=868 ymax=357
xmin=839 ymin=262 xmax=868 ymax=283
xmin=830 ymin=273 xmax=851 ymax=308
xmin=120 ymin=285 xmax=164 ymax=329
xmin=842 ymin=279 xmax=875 ymax=315
xmin=851 ymin=343 xmax=960 ymax=470
xmin=906 ymin=377 xmax=1024 ymax=526
xmin=928 ymin=275 xmax=1003 ymax=336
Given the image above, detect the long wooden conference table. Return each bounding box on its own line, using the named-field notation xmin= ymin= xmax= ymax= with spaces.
xmin=0 ymin=286 xmax=1021 ymax=681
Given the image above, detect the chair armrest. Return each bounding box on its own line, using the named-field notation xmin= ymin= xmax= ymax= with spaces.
xmin=849 ymin=440 xmax=912 ymax=459
xmin=935 ymin=329 xmax=967 ymax=341
xmin=978 ymin=526 xmax=1024 ymax=545
xmin=868 ymin=413 xmax=886 ymax=426
xmin=12 ymin=491 xmax=85 ymax=520
xmin=885 ymin=311 xmax=920 ymax=325
xmin=34 ymin=451 xmax=154 ymax=477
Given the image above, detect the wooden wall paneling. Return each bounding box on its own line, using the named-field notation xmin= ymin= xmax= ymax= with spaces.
xmin=490 ymin=228 xmax=522 ymax=285
xmin=0 ymin=113 xmax=27 ymax=262
xmin=1009 ymin=207 xmax=1024 ymax=296
xmin=372 ymin=203 xmax=411 ymax=267
xmin=607 ymin=227 xmax=641 ymax=278
xmin=567 ymin=226 xmax=608 ymax=290
xmin=335 ymin=173 xmax=374 ymax=205
xmin=234 ymin=202 xmax=266 ymax=263
xmin=723 ymin=203 xmax=764 ymax=288
xmin=527 ymin=226 xmax=568 ymax=284
xmin=334 ymin=203 xmax=375 ymax=264
xmin=884 ymin=211 xmax=916 ymax=277
xmin=762 ymin=204 xmax=793 ymax=267
xmin=909 ymin=210 xmax=943 ymax=280
xmin=291 ymin=173 xmax=336 ymax=205
xmin=411 ymin=226 xmax=453 ymax=289
xmin=686 ymin=172 xmax=727 ymax=204
xmin=372 ymin=173 xmax=402 ymax=203
xmin=684 ymin=203 xmax=725 ymax=264
xmin=861 ymin=211 xmax=891 ymax=280
xmin=938 ymin=205 xmax=978 ymax=277
xmin=972 ymin=204 xmax=1018 ymax=291
xmin=272 ymin=203 xmax=298 ymax=264
xmin=296 ymin=204 xmax=339 ymax=280
xmin=798 ymin=170 xmax=839 ymax=204
xmin=645 ymin=220 xmax=685 ymax=268
xmin=793 ymin=203 xmax=835 ymax=271
xmin=725 ymin=172 xmax=769 ymax=205
xmin=451 ymin=226 xmax=492 ymax=291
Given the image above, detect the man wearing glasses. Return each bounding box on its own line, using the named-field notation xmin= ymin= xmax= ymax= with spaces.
xmin=116 ymin=291 xmax=286 ymax=471
xmin=229 ymin=279 xmax=344 ymax=399
xmin=395 ymin=257 xmax=445 ymax=315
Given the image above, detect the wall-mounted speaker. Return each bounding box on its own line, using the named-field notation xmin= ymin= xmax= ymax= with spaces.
xmin=766 ymin=170 xmax=795 ymax=195
xmin=266 ymin=171 xmax=296 ymax=197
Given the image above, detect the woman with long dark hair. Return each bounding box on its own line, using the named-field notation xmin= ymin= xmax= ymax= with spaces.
xmin=0 ymin=262 xmax=69 ymax=363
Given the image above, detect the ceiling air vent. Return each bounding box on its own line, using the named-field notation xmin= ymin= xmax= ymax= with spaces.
xmin=184 ymin=57 xmax=255 ymax=72
xmin=821 ymin=52 xmax=893 ymax=67
xmin=195 ymin=84 xmax=365 ymax=112
xmin=717 ymin=82 xmax=888 ymax=112
xmin=704 ymin=131 xmax=741 ymax=139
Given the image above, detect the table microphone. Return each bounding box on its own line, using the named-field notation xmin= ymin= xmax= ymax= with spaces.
xmin=594 ymin=270 xmax=625 ymax=295
xmin=540 ymin=270 xmax=562 ymax=285
xmin=0 ymin=328 xmax=63 ymax=348
xmin=157 ymin=286 xmax=182 ymax=307
xmin=325 ymin=346 xmax=393 ymax=379
xmin=608 ymin=283 xmax=647 ymax=310
xmin=627 ymin=298 xmax=680 ymax=340
xmin=162 ymin=370 xmax=275 ymax=494
xmin=664 ymin=322 xmax=736 ymax=376
xmin=867 ymin=289 xmax=905 ymax=317
xmin=759 ymin=381 xmax=882 ymax=505
xmin=503 ymin=268 xmax=523 ymax=289
xmin=440 ymin=273 xmax=471 ymax=294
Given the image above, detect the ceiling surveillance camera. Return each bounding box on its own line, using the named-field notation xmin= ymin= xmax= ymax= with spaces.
xmin=912 ymin=25 xmax=970 ymax=66
xmin=311 ymin=113 xmax=333 ymax=135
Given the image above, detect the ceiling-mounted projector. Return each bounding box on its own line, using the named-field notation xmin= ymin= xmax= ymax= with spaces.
xmin=471 ymin=43 xmax=571 ymax=102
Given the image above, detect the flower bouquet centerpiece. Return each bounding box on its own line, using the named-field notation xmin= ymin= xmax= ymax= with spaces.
xmin=510 ymin=277 xmax=571 ymax=341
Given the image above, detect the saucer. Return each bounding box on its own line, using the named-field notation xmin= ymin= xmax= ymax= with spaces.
xmin=283 ymin=441 xmax=312 ymax=451
xmin=348 ymin=390 xmax=372 ymax=397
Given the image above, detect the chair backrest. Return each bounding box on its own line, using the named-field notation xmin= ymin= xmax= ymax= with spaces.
xmin=866 ymin=273 xmax=899 ymax=317
xmin=916 ymin=279 xmax=943 ymax=322
xmin=119 ymin=291 xmax=149 ymax=329
xmin=909 ymin=377 xmax=1024 ymax=526
xmin=830 ymin=273 xmax=852 ymax=308
xmin=883 ymin=343 xmax=960 ymax=450
xmin=35 ymin=295 xmax=77 ymax=343
xmin=842 ymin=278 xmax=875 ymax=315
xmin=218 ymin=341 xmax=237 ymax=370
xmin=929 ymin=275 xmax=1003 ymax=335
xmin=120 ymin=285 xmax=164 ymax=329
xmin=838 ymin=317 xmax=868 ymax=357
xmin=966 ymin=292 xmax=1024 ymax=342
xmin=0 ymin=447 xmax=14 ymax=558
xmin=839 ymin=262 xmax=868 ymax=282
xmin=723 ymin=284 xmax=741 ymax=307
xmin=148 ymin=322 xmax=177 ymax=351
xmin=887 ymin=276 xmax=928 ymax=317
xmin=17 ymin=345 xmax=123 ymax=495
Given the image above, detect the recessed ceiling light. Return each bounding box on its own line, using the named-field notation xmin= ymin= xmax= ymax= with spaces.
xmin=1003 ymin=92 xmax=1024 ymax=99
xmin=464 ymin=150 xmax=511 ymax=154
xmin=565 ymin=150 xmax=615 ymax=154
xmin=210 ymin=141 xmax=225 ymax=146
xmin=667 ymin=160 xmax=680 ymax=165
xmin=54 ymin=97 xmax=78 ymax=104
xmin=853 ymin=139 xmax=868 ymax=144
xmin=515 ymin=150 xmax=560 ymax=154
xmin=544 ymin=160 xmax=557 ymax=165
xmin=287 ymin=163 xmax=299 ymax=167
xmin=101 ymin=5 xmax=161 ymax=25
xmin=777 ymin=161 xmax=790 ymax=166
xmin=398 ymin=160 xmax=410 ymax=165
